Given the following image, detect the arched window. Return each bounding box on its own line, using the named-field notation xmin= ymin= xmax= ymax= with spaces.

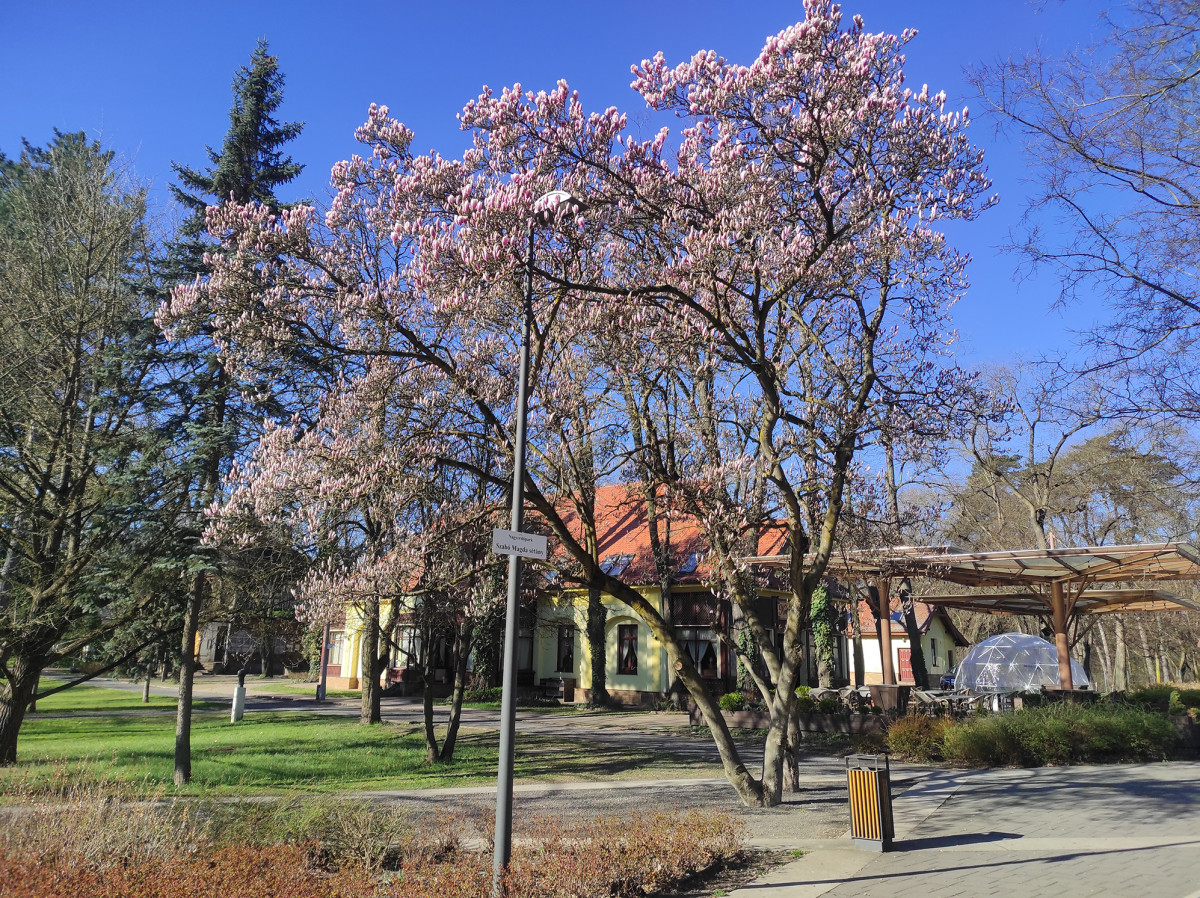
xmin=618 ymin=624 xmax=638 ymax=675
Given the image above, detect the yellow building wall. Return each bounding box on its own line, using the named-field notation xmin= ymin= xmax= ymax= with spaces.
xmin=538 ymin=587 xmax=670 ymax=700
xmin=326 ymin=603 xmax=369 ymax=690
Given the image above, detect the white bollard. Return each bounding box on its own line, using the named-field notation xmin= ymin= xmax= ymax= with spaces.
xmin=231 ymin=685 xmax=246 ymax=722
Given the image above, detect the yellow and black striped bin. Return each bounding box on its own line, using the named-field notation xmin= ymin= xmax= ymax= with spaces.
xmin=846 ymin=753 xmax=894 ymax=851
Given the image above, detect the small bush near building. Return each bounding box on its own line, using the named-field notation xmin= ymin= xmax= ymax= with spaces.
xmin=816 ymin=696 xmax=839 ymax=714
xmin=720 ymin=692 xmax=745 ymax=712
xmin=886 ymin=704 xmax=1177 ymax=767
xmin=793 ymin=686 xmax=816 ymax=712
xmin=461 ymin=684 xmax=504 ymax=704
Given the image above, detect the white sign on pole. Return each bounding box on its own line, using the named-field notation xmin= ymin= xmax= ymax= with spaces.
xmin=491 ymin=528 xmax=549 ymax=561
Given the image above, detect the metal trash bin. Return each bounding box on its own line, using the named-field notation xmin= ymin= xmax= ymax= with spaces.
xmin=846 ymin=753 xmax=894 ymax=851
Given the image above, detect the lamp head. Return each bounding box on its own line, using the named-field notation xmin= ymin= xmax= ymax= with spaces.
xmin=533 ymin=190 xmax=586 ymax=226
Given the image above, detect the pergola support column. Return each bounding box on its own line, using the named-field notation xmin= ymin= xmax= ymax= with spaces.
xmin=877 ymin=579 xmax=895 ymax=686
xmin=1050 ymin=581 xmax=1073 ymax=690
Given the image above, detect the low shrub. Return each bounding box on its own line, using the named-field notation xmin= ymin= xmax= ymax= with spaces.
xmin=885 ymin=703 xmax=1177 ymax=766
xmin=499 ymin=811 xmax=742 ymax=898
xmin=816 ymin=696 xmax=839 ymax=714
xmin=720 ymin=692 xmax=745 ymax=712
xmin=852 ymin=732 xmax=888 ymax=754
xmin=0 ymin=845 xmax=375 ymax=898
xmin=461 ymin=685 xmax=503 ymax=704
xmin=885 ymin=715 xmax=949 ymax=760
xmin=203 ymin=795 xmax=445 ymax=872
xmin=1125 ymin=684 xmax=1200 ymax=712
xmin=793 ymin=694 xmax=816 ymax=712
xmin=0 ymin=776 xmax=206 ymax=868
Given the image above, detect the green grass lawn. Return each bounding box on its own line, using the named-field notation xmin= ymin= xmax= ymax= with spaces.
xmin=2 ymin=711 xmax=713 ymax=796
xmin=29 ymin=682 xmax=219 ymax=714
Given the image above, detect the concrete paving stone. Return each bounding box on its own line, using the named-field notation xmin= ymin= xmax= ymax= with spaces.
xmin=730 ymin=762 xmax=1200 ymax=898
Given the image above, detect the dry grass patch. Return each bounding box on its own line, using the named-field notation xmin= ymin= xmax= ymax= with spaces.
xmin=0 ymin=777 xmax=745 ymax=898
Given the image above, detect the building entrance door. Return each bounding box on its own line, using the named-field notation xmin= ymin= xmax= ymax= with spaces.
xmin=897 ymin=647 xmax=913 ymax=683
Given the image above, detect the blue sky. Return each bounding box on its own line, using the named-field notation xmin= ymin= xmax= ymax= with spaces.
xmin=2 ymin=0 xmax=1103 ymax=366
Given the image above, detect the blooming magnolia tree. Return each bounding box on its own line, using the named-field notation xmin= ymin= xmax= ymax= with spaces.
xmin=164 ymin=1 xmax=992 ymax=807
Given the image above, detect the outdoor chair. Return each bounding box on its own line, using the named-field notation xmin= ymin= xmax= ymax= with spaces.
xmin=909 ymin=689 xmax=941 ymax=715
xmin=839 ymin=685 xmax=872 ymax=712
xmin=945 ymin=690 xmax=981 ymax=716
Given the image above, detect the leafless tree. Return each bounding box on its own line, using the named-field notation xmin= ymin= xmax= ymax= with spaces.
xmin=971 ymin=0 xmax=1200 ymax=417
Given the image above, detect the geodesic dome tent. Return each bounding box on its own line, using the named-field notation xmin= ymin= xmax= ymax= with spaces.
xmin=955 ymin=632 xmax=1089 ymax=692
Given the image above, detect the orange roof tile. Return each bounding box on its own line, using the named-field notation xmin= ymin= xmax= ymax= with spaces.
xmin=553 ymin=483 xmax=788 ymax=585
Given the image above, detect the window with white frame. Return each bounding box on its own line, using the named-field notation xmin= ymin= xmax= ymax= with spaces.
xmin=677 ymin=626 xmax=720 ymax=678
xmin=328 ymin=631 xmax=344 ymax=667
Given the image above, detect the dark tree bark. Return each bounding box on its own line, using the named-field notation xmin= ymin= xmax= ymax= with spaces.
xmin=899 ymin=583 xmax=929 ymax=689
xmin=422 ymin=671 xmax=438 ymax=763
xmin=174 ymin=572 xmax=206 ymax=785
xmin=439 ymin=625 xmax=472 ymax=762
xmin=359 ymin=596 xmax=382 ymax=725
xmin=0 ymin=652 xmax=44 ymax=765
xmin=585 ymin=585 xmax=608 ymax=706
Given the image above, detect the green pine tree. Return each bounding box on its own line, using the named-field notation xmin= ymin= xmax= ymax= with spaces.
xmin=164 ymin=38 xmax=305 ymax=785
xmin=169 ymin=38 xmax=304 ymax=277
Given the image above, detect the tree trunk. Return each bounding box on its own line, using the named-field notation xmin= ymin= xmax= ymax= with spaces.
xmin=852 ymin=628 xmax=865 ymax=688
xmin=261 ymin=633 xmax=276 ymax=678
xmin=359 ymin=598 xmax=382 ymax=725
xmin=585 ymin=585 xmax=608 ymax=707
xmin=1113 ymin=617 xmax=1129 ymax=691
xmin=685 ymin=659 xmax=763 ymax=805
xmin=174 ymin=572 xmax=205 ymax=785
xmin=1134 ymin=618 xmax=1155 ymax=684
xmin=0 ymin=654 xmax=43 ymax=765
xmin=760 ymin=659 xmax=802 ymax=806
xmin=439 ymin=626 xmax=472 ymax=762
xmin=900 ymin=593 xmax=929 ymax=689
xmin=1096 ymin=622 xmax=1113 ymax=692
xmin=422 ymin=672 xmax=438 ymax=763
xmin=784 ymin=708 xmax=801 ymax=793
xmin=142 ymin=668 xmax=151 ymax=704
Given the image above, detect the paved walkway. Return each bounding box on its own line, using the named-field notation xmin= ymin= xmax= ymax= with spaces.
xmin=732 ymin=762 xmax=1200 ymax=897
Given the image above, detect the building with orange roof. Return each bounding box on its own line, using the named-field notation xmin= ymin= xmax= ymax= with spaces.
xmin=316 ymin=483 xmax=852 ymax=703
xmin=847 ymin=594 xmax=969 ymax=686
xmin=531 ymin=484 xmax=848 ymax=706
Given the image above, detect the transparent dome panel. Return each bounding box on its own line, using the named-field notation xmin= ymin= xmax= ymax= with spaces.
xmin=954 ymin=632 xmax=1089 ymax=692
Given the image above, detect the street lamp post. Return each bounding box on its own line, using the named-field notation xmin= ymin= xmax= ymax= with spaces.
xmin=493 ymin=190 xmax=584 ymax=897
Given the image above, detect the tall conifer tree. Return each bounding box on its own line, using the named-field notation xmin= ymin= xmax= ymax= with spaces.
xmin=170 ymin=39 xmax=303 ymax=277
xmin=165 ymin=39 xmax=303 ymax=785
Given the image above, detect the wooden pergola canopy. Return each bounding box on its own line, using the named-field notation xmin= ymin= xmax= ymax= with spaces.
xmin=914 ymin=587 xmax=1200 ymax=617
xmin=747 ymin=542 xmax=1200 ymax=593
xmin=744 ymin=542 xmax=1200 ymax=690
